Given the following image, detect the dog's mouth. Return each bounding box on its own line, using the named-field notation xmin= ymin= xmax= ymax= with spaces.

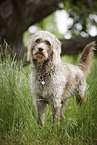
xmin=34 ymin=52 xmax=45 ymax=60
xmin=36 ymin=52 xmax=44 ymax=57
xmin=33 ymin=48 xmax=48 ymax=62
xmin=36 ymin=52 xmax=43 ymax=55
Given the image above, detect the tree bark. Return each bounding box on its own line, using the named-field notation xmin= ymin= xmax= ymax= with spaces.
xmin=0 ymin=0 xmax=59 ymax=59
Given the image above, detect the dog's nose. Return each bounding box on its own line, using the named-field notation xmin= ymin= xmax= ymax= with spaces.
xmin=38 ymin=48 xmax=43 ymax=52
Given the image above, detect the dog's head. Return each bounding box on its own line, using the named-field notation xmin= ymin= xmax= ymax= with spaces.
xmin=27 ymin=31 xmax=61 ymax=63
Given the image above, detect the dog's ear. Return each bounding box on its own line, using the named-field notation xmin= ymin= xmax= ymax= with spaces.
xmin=52 ymin=37 xmax=61 ymax=63
xmin=55 ymin=38 xmax=61 ymax=55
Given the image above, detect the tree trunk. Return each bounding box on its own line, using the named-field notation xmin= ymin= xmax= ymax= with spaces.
xmin=0 ymin=0 xmax=59 ymax=59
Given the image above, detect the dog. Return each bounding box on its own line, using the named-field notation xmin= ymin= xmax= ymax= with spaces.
xmin=27 ymin=31 xmax=95 ymax=124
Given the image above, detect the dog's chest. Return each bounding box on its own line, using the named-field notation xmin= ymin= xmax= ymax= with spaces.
xmin=32 ymin=66 xmax=67 ymax=99
xmin=36 ymin=68 xmax=54 ymax=92
xmin=36 ymin=69 xmax=53 ymax=87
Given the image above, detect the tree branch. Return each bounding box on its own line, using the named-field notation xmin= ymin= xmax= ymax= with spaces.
xmin=60 ymin=36 xmax=97 ymax=55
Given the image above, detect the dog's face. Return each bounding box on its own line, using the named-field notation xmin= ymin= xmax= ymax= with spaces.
xmin=27 ymin=31 xmax=61 ymax=63
xmin=32 ymin=38 xmax=51 ymax=62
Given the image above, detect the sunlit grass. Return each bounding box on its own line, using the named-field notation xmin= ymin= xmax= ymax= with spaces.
xmin=0 ymin=55 xmax=97 ymax=144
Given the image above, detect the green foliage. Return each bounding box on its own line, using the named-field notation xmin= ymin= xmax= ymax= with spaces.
xmin=37 ymin=12 xmax=64 ymax=38
xmin=61 ymin=0 xmax=97 ymax=36
xmin=23 ymin=0 xmax=97 ymax=49
xmin=23 ymin=30 xmax=31 ymax=47
xmin=0 ymin=55 xmax=97 ymax=144
xmin=23 ymin=0 xmax=97 ymax=48
xmin=23 ymin=12 xmax=64 ymax=47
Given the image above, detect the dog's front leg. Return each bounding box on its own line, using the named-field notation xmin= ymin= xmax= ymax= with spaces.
xmin=52 ymin=107 xmax=61 ymax=123
xmin=37 ymin=99 xmax=47 ymax=125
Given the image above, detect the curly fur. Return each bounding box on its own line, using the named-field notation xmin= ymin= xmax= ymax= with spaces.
xmin=27 ymin=31 xmax=95 ymax=124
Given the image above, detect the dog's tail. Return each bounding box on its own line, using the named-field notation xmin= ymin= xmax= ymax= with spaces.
xmin=78 ymin=41 xmax=96 ymax=77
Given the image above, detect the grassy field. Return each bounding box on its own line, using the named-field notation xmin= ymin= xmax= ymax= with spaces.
xmin=0 ymin=55 xmax=97 ymax=145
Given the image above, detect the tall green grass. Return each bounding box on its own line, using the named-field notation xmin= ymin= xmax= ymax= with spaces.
xmin=0 ymin=55 xmax=97 ymax=145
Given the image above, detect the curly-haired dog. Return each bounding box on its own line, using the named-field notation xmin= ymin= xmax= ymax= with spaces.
xmin=27 ymin=31 xmax=95 ymax=124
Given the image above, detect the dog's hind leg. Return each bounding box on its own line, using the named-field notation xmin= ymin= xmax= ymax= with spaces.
xmin=75 ymin=79 xmax=86 ymax=104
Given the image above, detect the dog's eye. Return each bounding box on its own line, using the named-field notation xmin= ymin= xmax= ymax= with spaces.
xmin=45 ymin=40 xmax=51 ymax=46
xmin=35 ymin=39 xmax=41 ymax=43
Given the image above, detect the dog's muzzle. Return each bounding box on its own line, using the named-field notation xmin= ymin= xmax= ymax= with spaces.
xmin=33 ymin=44 xmax=49 ymax=62
xmin=35 ymin=47 xmax=44 ymax=58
